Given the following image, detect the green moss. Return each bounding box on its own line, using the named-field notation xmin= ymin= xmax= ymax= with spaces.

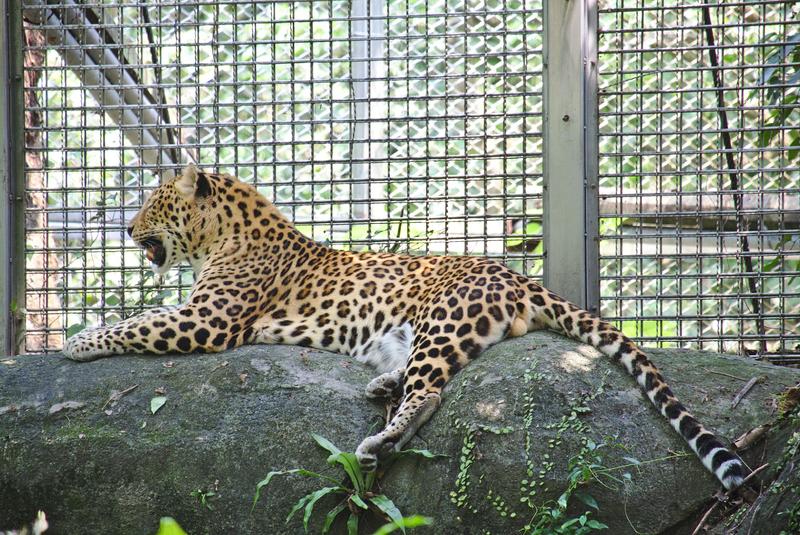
xmin=52 ymin=421 xmax=121 ymax=441
xmin=776 ymin=409 xmax=800 ymax=534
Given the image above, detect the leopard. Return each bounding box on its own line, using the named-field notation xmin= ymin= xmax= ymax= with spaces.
xmin=64 ymin=164 xmax=747 ymax=490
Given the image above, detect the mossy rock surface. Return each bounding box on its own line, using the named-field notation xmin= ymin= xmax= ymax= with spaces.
xmin=1 ymin=332 xmax=798 ymax=534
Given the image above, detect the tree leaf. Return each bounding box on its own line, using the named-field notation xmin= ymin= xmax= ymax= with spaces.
xmin=66 ymin=323 xmax=85 ymax=338
xmin=557 ymin=490 xmax=569 ymax=510
xmin=369 ymin=494 xmax=406 ymax=534
xmin=347 ymin=513 xmax=359 ymax=535
xmin=759 ymin=34 xmax=800 ymax=85
xmin=311 ymin=433 xmax=343 ymax=456
xmin=322 ymin=502 xmax=347 ymax=534
xmin=391 ymin=448 xmax=449 ymax=460
xmin=350 ymin=493 xmax=369 ymax=510
xmin=154 ymin=517 xmax=188 ymax=535
xmin=574 ymin=491 xmax=599 ymax=511
xmin=286 ymin=493 xmax=313 ymax=525
xmin=150 ymin=396 xmax=167 ymax=415
xmin=371 ymin=516 xmax=434 ymax=535
xmin=252 ymin=469 xmax=339 ymax=510
xmin=311 ymin=434 xmax=365 ymax=492
xmin=328 ymin=452 xmax=365 ymax=493
xmin=303 ymin=487 xmax=341 ymax=532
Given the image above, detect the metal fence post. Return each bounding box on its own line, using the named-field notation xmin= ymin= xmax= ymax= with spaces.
xmin=543 ymin=0 xmax=600 ymax=313
xmin=0 ymin=0 xmax=9 ymax=355
xmin=1 ymin=0 xmax=26 ymax=355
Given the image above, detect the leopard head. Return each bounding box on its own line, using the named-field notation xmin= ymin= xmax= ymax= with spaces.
xmin=127 ymin=164 xmax=221 ymax=275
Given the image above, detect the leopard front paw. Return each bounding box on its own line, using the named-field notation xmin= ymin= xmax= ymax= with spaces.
xmin=63 ymin=329 xmax=109 ymax=362
xmin=355 ymin=434 xmax=396 ymax=471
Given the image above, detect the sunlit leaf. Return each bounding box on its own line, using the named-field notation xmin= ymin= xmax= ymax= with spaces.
xmin=150 ymin=396 xmax=167 ymax=415
xmin=347 ymin=513 xmax=359 ymax=535
xmin=303 ymin=487 xmax=341 ymax=532
xmin=286 ymin=493 xmax=313 ymax=525
xmin=369 ymin=494 xmax=406 ymax=534
xmin=66 ymin=324 xmax=85 ymax=338
xmin=350 ymin=494 xmax=369 ymax=510
xmin=371 ymin=515 xmax=434 ymax=535
xmin=253 ymin=468 xmax=339 ymax=509
xmin=390 ymin=448 xmax=449 ymax=460
xmin=154 ymin=517 xmax=187 ymax=535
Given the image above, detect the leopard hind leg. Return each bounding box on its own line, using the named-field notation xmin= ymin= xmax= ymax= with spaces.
xmin=356 ymin=334 xmax=474 ymax=470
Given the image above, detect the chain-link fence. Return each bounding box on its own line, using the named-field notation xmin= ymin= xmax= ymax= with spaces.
xmin=2 ymin=0 xmax=798 ymax=363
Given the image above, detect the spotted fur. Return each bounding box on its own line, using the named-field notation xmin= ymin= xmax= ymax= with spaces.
xmin=64 ymin=165 xmax=747 ymax=490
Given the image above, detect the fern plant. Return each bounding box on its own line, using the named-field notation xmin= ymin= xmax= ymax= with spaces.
xmin=253 ymin=433 xmax=440 ymax=534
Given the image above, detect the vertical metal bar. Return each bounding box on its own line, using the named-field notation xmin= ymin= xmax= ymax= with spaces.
xmin=0 ymin=0 xmax=11 ymax=355
xmin=543 ymin=0 xmax=598 ymax=310
xmin=1 ymin=0 xmax=25 ymax=354
xmin=583 ymin=0 xmax=600 ymax=313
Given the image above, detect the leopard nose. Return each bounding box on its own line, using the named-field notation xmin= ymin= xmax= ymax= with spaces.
xmin=126 ymin=226 xmax=134 ymax=237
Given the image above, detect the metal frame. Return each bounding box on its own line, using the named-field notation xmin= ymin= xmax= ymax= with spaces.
xmin=11 ymin=0 xmax=546 ymax=353
xmin=543 ymin=0 xmax=599 ymax=312
xmin=3 ymin=0 xmax=798 ymax=362
xmin=595 ymin=1 xmax=799 ymax=362
xmin=0 ymin=0 xmax=10 ymax=355
xmin=1 ymin=0 xmax=25 ymax=356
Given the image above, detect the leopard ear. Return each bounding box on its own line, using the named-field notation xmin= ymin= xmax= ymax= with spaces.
xmin=174 ymin=164 xmax=211 ymax=199
xmin=175 ymin=164 xmax=198 ymax=197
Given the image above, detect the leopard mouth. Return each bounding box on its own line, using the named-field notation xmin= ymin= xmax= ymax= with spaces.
xmin=140 ymin=238 xmax=166 ymax=267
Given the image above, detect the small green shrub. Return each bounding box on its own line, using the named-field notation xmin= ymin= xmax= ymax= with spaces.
xmin=253 ymin=433 xmax=440 ymax=534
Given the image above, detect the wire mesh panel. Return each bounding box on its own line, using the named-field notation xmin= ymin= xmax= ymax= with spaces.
xmin=597 ymin=1 xmax=800 ymax=363
xmin=19 ymin=0 xmax=544 ymax=352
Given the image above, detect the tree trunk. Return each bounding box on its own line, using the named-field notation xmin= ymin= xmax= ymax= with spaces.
xmin=22 ymin=24 xmax=62 ymax=352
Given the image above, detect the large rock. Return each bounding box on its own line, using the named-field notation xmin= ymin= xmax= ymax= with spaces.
xmin=1 ymin=332 xmax=798 ymax=534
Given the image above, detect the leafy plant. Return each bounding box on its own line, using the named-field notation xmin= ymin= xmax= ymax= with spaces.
xmin=191 ymin=487 xmax=217 ymax=511
xmin=522 ymin=440 xmax=609 ymax=535
xmin=253 ymin=433 xmax=443 ymax=534
xmin=755 ymin=33 xmax=800 ymax=156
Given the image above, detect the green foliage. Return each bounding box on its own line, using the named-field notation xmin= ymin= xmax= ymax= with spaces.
xmin=149 ymin=396 xmax=167 ymax=415
xmin=617 ymin=319 xmax=678 ymax=340
xmin=253 ymin=433 xmax=444 ymax=534
xmin=153 ymin=517 xmax=187 ymax=535
xmin=775 ymin=406 xmax=800 ymax=534
xmin=190 ymin=488 xmax=217 ymax=511
xmin=520 ymin=380 xmax=611 ymax=535
xmin=372 ymin=516 xmax=434 ymax=535
xmin=756 ymin=33 xmax=800 ymax=157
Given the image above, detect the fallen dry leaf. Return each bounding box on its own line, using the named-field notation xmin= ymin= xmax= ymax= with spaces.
xmin=778 ymin=386 xmax=800 ymax=415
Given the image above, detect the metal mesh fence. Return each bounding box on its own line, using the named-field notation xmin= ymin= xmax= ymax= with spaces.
xmin=18 ymin=0 xmax=545 ymax=352
xmin=597 ymin=1 xmax=800 ymax=363
xmin=10 ymin=0 xmax=800 ymax=363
